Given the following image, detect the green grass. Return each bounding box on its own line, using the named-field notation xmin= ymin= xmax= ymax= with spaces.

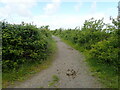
xmin=0 ymin=72 xmax=2 ymax=89
xmin=0 ymin=54 xmax=2 ymax=89
xmin=2 ymin=38 xmax=57 ymax=88
xmin=48 ymin=75 xmax=60 ymax=87
xmin=37 ymin=75 xmax=60 ymax=88
xmin=60 ymin=37 xmax=118 ymax=88
xmin=85 ymin=53 xmax=118 ymax=88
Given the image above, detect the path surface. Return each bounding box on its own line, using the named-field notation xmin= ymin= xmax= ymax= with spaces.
xmin=9 ymin=36 xmax=103 ymax=88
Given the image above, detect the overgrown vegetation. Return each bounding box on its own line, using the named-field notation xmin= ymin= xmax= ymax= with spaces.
xmin=1 ymin=17 xmax=119 ymax=88
xmin=48 ymin=75 xmax=60 ymax=87
xmin=52 ymin=17 xmax=119 ymax=88
xmin=0 ymin=22 xmax=2 ymax=89
xmin=1 ymin=21 xmax=56 ymax=87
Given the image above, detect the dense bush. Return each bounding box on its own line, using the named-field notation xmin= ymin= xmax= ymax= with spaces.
xmin=2 ymin=22 xmax=53 ymax=72
xmin=52 ymin=18 xmax=119 ymax=69
xmin=89 ymin=18 xmax=119 ymax=68
xmin=0 ymin=22 xmax=1 ymax=67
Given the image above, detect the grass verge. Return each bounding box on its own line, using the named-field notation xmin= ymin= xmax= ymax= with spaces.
xmin=48 ymin=75 xmax=59 ymax=88
xmin=60 ymin=37 xmax=118 ymax=88
xmin=0 ymin=72 xmax=2 ymax=89
xmin=2 ymin=38 xmax=57 ymax=88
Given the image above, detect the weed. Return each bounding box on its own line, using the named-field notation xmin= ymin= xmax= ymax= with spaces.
xmin=48 ymin=75 xmax=60 ymax=87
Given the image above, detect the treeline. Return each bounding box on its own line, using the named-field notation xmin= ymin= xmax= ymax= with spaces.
xmin=52 ymin=18 xmax=119 ymax=88
xmin=1 ymin=21 xmax=53 ymax=72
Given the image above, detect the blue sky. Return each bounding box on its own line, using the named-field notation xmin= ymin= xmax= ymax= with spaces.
xmin=0 ymin=0 xmax=119 ymax=29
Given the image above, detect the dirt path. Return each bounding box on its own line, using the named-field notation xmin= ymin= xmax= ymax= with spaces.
xmin=9 ymin=36 xmax=103 ymax=88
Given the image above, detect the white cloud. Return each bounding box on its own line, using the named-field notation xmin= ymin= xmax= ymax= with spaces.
xmin=0 ymin=0 xmax=113 ymax=30
xmin=74 ymin=2 xmax=82 ymax=12
xmin=90 ymin=1 xmax=97 ymax=13
xmin=3 ymin=12 xmax=111 ymax=30
xmin=0 ymin=0 xmax=119 ymax=3
xmin=43 ymin=0 xmax=61 ymax=15
xmin=28 ymin=13 xmax=109 ymax=30
xmin=0 ymin=0 xmax=37 ymax=19
xmin=0 ymin=4 xmax=11 ymax=18
xmin=105 ymin=7 xmax=118 ymax=17
xmin=0 ymin=0 xmax=38 ymax=3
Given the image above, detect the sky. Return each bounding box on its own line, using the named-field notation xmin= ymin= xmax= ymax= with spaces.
xmin=0 ymin=0 xmax=119 ymax=30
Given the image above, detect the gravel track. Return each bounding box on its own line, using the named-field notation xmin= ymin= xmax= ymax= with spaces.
xmin=8 ymin=36 xmax=103 ymax=88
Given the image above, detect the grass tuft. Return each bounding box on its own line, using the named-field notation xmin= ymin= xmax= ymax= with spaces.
xmin=48 ymin=75 xmax=59 ymax=87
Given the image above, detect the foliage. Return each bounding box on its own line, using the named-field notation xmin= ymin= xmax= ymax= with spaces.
xmin=52 ymin=18 xmax=119 ymax=88
xmin=52 ymin=18 xmax=119 ymax=68
xmin=2 ymin=21 xmax=53 ymax=72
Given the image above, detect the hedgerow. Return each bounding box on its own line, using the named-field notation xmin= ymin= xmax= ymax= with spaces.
xmin=52 ymin=17 xmax=119 ymax=72
xmin=2 ymin=21 xmax=53 ymax=72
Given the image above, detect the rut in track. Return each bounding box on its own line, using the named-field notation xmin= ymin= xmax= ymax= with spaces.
xmin=8 ymin=36 xmax=103 ymax=88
